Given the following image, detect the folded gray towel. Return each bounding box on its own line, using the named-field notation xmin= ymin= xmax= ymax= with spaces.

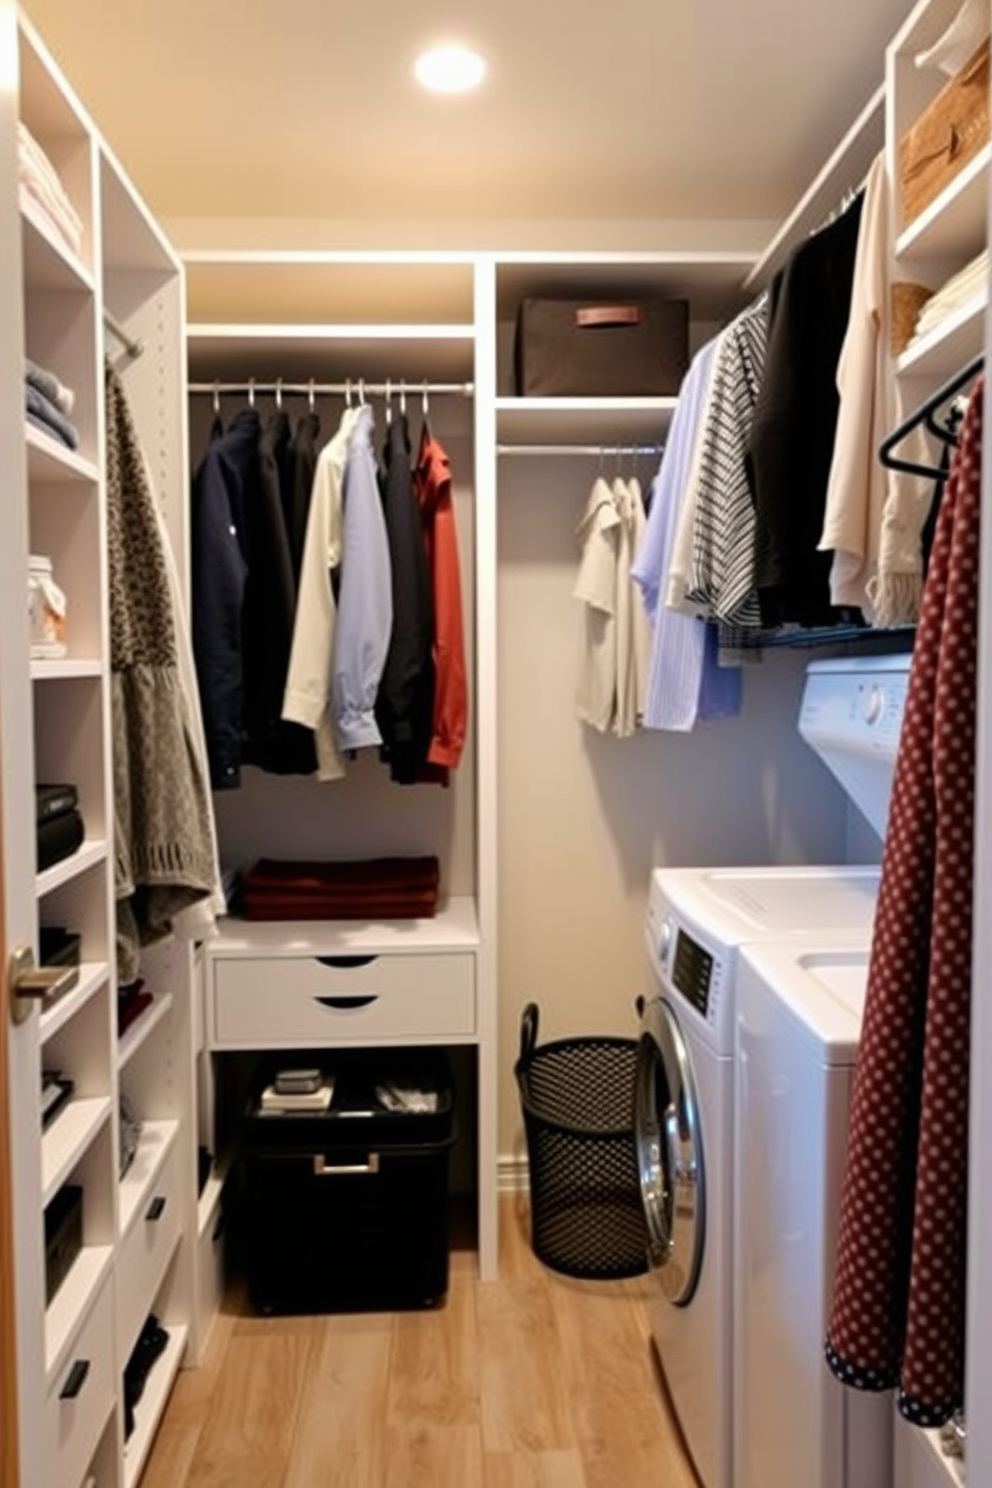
xmin=25 ymin=356 xmax=75 ymax=416
xmin=25 ymin=382 xmax=78 ymax=450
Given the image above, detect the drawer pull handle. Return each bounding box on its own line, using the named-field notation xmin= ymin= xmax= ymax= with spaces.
xmin=59 ymin=1359 xmax=90 ymax=1400
xmin=315 ymin=955 xmax=378 ymax=969
xmin=314 ymin=995 xmax=378 ymax=1012
xmin=314 ymin=1153 xmax=380 ymax=1177
xmin=146 ymin=1195 xmax=166 ymax=1222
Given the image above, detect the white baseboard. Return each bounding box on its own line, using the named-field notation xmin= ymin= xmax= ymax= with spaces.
xmin=497 ymin=1153 xmax=530 ymax=1195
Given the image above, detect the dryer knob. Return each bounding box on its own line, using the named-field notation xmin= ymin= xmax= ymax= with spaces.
xmin=862 ymin=686 xmax=884 ymax=726
xmin=658 ymin=919 xmax=673 ymax=965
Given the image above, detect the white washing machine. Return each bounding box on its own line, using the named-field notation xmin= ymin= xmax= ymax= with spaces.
xmin=636 ymin=864 xmax=880 ymax=1488
xmin=734 ymin=939 xmax=893 ymax=1488
xmin=636 ymin=651 xmax=912 ymax=1488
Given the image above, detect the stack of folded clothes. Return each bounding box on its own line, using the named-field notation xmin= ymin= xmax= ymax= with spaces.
xmin=239 ymin=855 xmax=441 ymax=920
xmin=17 ymin=120 xmax=84 ymax=257
xmin=36 ymin=783 xmax=84 ymax=873
xmin=25 ymin=355 xmax=78 ymax=449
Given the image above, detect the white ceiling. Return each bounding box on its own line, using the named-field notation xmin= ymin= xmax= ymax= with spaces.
xmin=24 ymin=0 xmax=915 ymax=234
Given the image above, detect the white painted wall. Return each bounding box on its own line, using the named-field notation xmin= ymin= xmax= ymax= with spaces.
xmin=495 ymin=453 xmax=853 ymax=1155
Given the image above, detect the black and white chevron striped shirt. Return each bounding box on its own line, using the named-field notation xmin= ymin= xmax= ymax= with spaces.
xmin=686 ymin=294 xmax=769 ymax=626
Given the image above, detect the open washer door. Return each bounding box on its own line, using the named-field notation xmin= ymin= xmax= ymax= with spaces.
xmin=635 ymin=995 xmax=705 ymax=1305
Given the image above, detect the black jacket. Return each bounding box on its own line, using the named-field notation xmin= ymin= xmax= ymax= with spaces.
xmin=374 ymin=414 xmax=436 ymax=783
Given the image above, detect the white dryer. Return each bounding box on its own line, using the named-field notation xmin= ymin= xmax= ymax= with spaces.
xmin=636 ymin=865 xmax=880 ymax=1488
xmin=734 ymin=939 xmax=893 ymax=1488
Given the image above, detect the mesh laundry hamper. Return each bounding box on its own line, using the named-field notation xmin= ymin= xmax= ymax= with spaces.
xmin=514 ymin=1003 xmax=648 ymax=1279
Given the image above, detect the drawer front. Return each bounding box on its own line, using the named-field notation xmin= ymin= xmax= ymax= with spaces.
xmin=212 ymin=952 xmax=476 ymax=1045
xmin=117 ymin=1138 xmax=182 ymax=1360
xmin=47 ymin=1272 xmax=115 ymax=1488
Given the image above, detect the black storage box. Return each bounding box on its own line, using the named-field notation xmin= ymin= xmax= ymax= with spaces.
xmin=44 ymin=1183 xmax=83 ymax=1303
xmin=241 ymin=1049 xmax=455 ymax=1315
xmin=514 ymin=296 xmax=689 ymax=396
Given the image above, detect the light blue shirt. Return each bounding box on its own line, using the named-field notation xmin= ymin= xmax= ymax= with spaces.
xmin=332 ymin=405 xmax=393 ymax=749
xmin=631 ymin=340 xmax=742 ymax=731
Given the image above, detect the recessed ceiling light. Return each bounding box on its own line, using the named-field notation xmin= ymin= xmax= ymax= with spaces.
xmin=414 ymin=44 xmax=487 ymax=94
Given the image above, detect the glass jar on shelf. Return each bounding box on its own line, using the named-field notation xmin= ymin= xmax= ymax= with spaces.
xmin=28 ymin=553 xmax=67 ymax=659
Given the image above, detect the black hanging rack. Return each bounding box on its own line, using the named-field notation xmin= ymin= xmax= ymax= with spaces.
xmin=878 ymin=354 xmax=983 ymax=482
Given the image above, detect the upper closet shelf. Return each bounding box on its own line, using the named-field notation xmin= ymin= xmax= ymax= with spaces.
xmin=495 ymin=252 xmax=756 ymax=325
xmin=21 ymin=193 xmax=94 ymax=294
xmin=187 ymin=323 xmax=475 ymax=384
xmin=183 ymin=252 xmax=476 ymax=326
xmin=897 ymin=286 xmax=988 ymax=377
xmin=895 ymin=142 xmax=991 ymax=262
xmin=495 ymin=396 xmax=676 ymax=446
xmin=744 ymin=83 xmax=885 ymax=293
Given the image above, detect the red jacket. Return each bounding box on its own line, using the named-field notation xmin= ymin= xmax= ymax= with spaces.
xmin=415 ymin=426 xmax=468 ymax=770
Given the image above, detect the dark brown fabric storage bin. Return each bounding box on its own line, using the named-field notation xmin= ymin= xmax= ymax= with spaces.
xmin=514 ymin=297 xmax=689 ymax=396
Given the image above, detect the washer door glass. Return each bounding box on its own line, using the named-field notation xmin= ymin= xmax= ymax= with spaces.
xmin=635 ymin=996 xmax=705 ymax=1305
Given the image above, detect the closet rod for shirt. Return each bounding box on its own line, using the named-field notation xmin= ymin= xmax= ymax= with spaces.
xmin=188 ymin=380 xmax=474 ymax=397
xmin=496 ymin=443 xmax=664 ymax=457
xmin=103 ymin=310 xmax=144 ymax=363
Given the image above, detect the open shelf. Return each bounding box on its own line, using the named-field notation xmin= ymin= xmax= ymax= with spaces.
xmin=36 ymin=839 xmax=108 ymax=899
xmin=44 ymin=1243 xmax=114 ymax=1388
xmin=897 ymin=287 xmax=988 ymax=378
xmin=42 ymin=1096 xmax=112 ymax=1205
xmin=25 ymin=421 xmax=99 ymax=484
xmin=39 ymin=962 xmax=109 ymax=1045
xmin=117 ymin=989 xmax=174 ymax=1072
xmin=122 ymin=1323 xmax=188 ymax=1488
xmin=209 ymin=893 xmax=480 ymax=958
xmin=21 ymin=191 xmax=94 ymax=293
xmin=31 ymin=657 xmax=102 ymax=681
xmin=495 ymin=396 xmax=675 ymax=446
xmin=896 ymin=144 xmax=991 ymax=264
xmin=118 ymin=1120 xmax=180 ymax=1240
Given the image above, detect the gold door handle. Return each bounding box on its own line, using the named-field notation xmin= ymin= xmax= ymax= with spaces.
xmin=8 ymin=945 xmax=78 ymax=1024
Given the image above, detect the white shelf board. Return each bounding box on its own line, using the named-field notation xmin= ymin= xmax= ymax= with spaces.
xmin=36 ymin=838 xmax=108 ymax=899
xmin=208 ymin=893 xmax=480 ymax=959
xmin=197 ymin=1164 xmax=228 ymax=1240
xmin=122 ymin=1323 xmax=188 ymax=1488
xmin=39 ymin=961 xmax=109 ymax=1045
xmin=494 ymin=252 xmax=755 ymax=322
xmin=117 ymin=989 xmax=174 ymax=1072
xmin=495 ymin=396 xmax=676 ymax=445
xmin=187 ymin=322 xmax=475 ymax=383
xmin=42 ymin=1096 xmax=112 ymax=1204
xmin=897 ymin=288 xmax=988 ymax=378
xmin=44 ymin=1243 xmax=114 ymax=1390
xmin=896 ymin=144 xmax=991 ymax=264
xmin=31 ymin=657 xmax=102 ymax=681
xmin=20 ymin=191 xmax=95 ymax=293
xmin=118 ymin=1119 xmax=180 ymax=1241
xmin=25 ymin=421 xmax=99 ymax=483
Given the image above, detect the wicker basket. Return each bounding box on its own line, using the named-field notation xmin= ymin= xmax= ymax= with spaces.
xmin=899 ymin=36 xmax=990 ymax=229
xmin=891 ymin=282 xmax=933 ymax=356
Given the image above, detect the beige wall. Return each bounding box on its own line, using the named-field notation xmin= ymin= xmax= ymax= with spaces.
xmin=496 ymin=455 xmax=852 ymax=1158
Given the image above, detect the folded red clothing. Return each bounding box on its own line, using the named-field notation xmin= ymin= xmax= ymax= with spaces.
xmin=241 ymin=894 xmax=438 ymax=921
xmin=242 ymin=855 xmax=441 ymax=895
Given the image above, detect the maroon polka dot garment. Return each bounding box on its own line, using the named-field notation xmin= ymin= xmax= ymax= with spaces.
xmin=825 ymin=379 xmax=982 ymax=1428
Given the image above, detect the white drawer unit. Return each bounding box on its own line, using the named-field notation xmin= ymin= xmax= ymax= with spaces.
xmin=195 ymin=1189 xmax=226 ymax=1359
xmin=116 ymin=1137 xmax=182 ymax=1362
xmin=47 ymin=1271 xmax=115 ymax=1488
xmin=210 ymin=951 xmax=476 ymax=1046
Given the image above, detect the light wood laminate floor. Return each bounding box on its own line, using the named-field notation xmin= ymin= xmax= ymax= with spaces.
xmin=140 ymin=1197 xmax=703 ymax=1488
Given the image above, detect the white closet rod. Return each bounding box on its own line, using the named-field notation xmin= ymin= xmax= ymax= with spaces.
xmin=188 ymin=380 xmax=474 ymax=397
xmin=497 ymin=443 xmax=664 ymax=457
